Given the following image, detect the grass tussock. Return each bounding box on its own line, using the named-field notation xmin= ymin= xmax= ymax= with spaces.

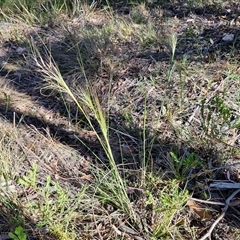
xmin=0 ymin=0 xmax=240 ymax=239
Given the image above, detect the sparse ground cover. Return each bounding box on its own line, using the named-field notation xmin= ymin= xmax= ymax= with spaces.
xmin=0 ymin=0 xmax=240 ymax=239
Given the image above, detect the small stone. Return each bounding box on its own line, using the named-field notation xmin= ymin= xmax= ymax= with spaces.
xmin=222 ymin=34 xmax=234 ymax=42
xmin=16 ymin=46 xmax=26 ymax=54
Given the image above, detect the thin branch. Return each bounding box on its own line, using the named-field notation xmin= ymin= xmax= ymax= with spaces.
xmin=199 ymin=189 xmax=240 ymax=240
xmin=189 ymin=197 xmax=225 ymax=206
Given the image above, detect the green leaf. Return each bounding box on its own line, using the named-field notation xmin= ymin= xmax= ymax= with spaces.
xmin=8 ymin=226 xmax=27 ymax=240
xmin=8 ymin=232 xmax=18 ymax=240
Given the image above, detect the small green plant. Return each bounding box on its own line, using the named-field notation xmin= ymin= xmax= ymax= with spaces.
xmin=3 ymin=91 xmax=10 ymax=113
xmin=131 ymin=4 xmax=148 ymax=24
xmin=37 ymin=176 xmax=81 ymax=239
xmin=8 ymin=226 xmax=27 ymax=240
xmin=185 ymin=25 xmax=197 ymax=38
xmin=136 ymin=21 xmax=158 ymax=47
xmin=201 ymin=95 xmax=233 ymax=137
xmin=168 ymin=151 xmax=202 ymax=180
xmin=17 ymin=163 xmax=38 ymax=189
xmin=152 ymin=179 xmax=189 ymax=238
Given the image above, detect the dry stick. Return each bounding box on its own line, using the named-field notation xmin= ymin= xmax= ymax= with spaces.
xmin=189 ymin=197 xmax=225 ymax=206
xmin=199 ymin=189 xmax=240 ymax=240
xmin=185 ymin=105 xmax=199 ymax=126
xmin=190 ymin=196 xmax=240 ymax=207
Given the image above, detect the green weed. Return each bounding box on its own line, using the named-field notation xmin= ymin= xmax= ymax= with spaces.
xmin=8 ymin=226 xmax=27 ymax=240
xmin=168 ymin=151 xmax=202 ymax=180
xmin=18 ymin=163 xmax=38 ymax=189
xmin=147 ymin=178 xmax=189 ymax=238
xmin=201 ymin=95 xmax=233 ymax=137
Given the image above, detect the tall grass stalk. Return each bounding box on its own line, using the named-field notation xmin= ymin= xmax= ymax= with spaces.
xmin=141 ymin=94 xmax=148 ymax=185
xmin=167 ymin=33 xmax=178 ymax=83
xmin=31 ymin=42 xmax=135 ymax=219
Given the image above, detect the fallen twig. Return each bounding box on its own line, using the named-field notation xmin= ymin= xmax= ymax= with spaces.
xmin=190 ymin=197 xmax=240 ymax=207
xmin=189 ymin=197 xmax=225 ymax=206
xmin=210 ymin=181 xmax=240 ymax=189
xmin=199 ymin=189 xmax=240 ymax=240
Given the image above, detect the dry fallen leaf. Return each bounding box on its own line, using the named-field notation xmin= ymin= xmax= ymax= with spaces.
xmin=80 ymin=174 xmax=93 ymax=181
xmin=187 ymin=199 xmax=212 ymax=220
